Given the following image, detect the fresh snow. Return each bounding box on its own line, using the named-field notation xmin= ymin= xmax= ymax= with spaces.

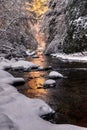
xmin=0 ymin=58 xmax=39 ymax=70
xmin=44 ymin=79 xmax=56 ymax=85
xmin=44 ymin=79 xmax=56 ymax=88
xmin=52 ymin=52 xmax=87 ymax=63
xmin=11 ymin=60 xmax=39 ymax=69
xmin=49 ymin=71 xmax=63 ymax=78
xmin=0 ymin=58 xmax=86 ymax=130
xmin=26 ymin=50 xmax=37 ymax=56
xmin=0 ymin=70 xmax=24 ymax=85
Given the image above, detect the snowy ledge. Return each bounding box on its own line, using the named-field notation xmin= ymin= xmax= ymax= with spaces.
xmin=0 ymin=58 xmax=86 ymax=130
xmin=51 ymin=52 xmax=87 ymax=63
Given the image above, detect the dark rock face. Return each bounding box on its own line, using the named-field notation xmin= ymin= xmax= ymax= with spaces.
xmin=43 ymin=0 xmax=87 ymax=54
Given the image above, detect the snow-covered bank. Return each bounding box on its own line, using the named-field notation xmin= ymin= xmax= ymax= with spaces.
xmin=52 ymin=52 xmax=87 ymax=63
xmin=0 ymin=58 xmax=39 ymax=70
xmin=0 ymin=58 xmax=86 ymax=130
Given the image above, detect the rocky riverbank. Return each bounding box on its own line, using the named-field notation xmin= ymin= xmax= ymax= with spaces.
xmin=0 ymin=57 xmax=86 ymax=130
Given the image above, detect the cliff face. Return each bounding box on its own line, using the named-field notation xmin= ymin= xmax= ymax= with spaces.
xmin=43 ymin=0 xmax=87 ymax=54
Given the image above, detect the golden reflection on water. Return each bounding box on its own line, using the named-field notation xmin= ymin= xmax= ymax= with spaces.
xmin=24 ymin=0 xmax=49 ymax=98
xmin=25 ymin=44 xmax=48 ymax=97
xmin=27 ymin=71 xmax=46 ymax=89
xmin=25 ymin=71 xmax=48 ymax=98
xmin=25 ymin=20 xmax=48 ymax=98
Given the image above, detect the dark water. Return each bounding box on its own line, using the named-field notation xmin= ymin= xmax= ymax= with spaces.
xmin=13 ymin=48 xmax=87 ymax=128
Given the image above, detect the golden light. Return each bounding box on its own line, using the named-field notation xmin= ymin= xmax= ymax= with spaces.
xmin=25 ymin=71 xmax=47 ymax=98
xmin=25 ymin=0 xmax=49 ymax=16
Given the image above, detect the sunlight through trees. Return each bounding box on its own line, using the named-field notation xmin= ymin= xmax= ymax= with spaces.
xmin=27 ymin=0 xmax=49 ymax=17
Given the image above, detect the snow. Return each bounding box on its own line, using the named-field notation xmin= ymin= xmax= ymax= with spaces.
xmin=44 ymin=79 xmax=56 ymax=85
xmin=52 ymin=52 xmax=87 ymax=63
xmin=0 ymin=70 xmax=24 ymax=85
xmin=26 ymin=50 xmax=37 ymax=56
xmin=74 ymin=16 xmax=87 ymax=29
xmin=49 ymin=71 xmax=63 ymax=78
xmin=11 ymin=60 xmax=39 ymax=69
xmin=0 ymin=58 xmax=86 ymax=130
xmin=0 ymin=59 xmax=11 ymax=70
xmin=44 ymin=79 xmax=56 ymax=88
xmin=0 ymin=58 xmax=39 ymax=70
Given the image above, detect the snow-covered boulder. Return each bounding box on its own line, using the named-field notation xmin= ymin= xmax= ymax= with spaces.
xmin=0 ymin=77 xmax=25 ymax=85
xmin=0 ymin=57 xmax=11 ymax=70
xmin=49 ymin=71 xmax=63 ymax=79
xmin=0 ymin=62 xmax=11 ymax=70
xmin=0 ymin=70 xmax=24 ymax=85
xmin=0 ymin=70 xmax=13 ymax=79
xmin=0 ymin=57 xmax=39 ymax=70
xmin=11 ymin=60 xmax=39 ymax=70
xmin=44 ymin=79 xmax=56 ymax=88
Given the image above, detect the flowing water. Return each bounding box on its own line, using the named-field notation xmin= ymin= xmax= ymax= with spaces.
xmin=12 ymin=22 xmax=87 ymax=128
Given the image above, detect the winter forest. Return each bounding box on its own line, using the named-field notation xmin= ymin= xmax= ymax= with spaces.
xmin=0 ymin=0 xmax=87 ymax=130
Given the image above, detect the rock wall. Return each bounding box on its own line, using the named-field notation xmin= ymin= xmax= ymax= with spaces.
xmin=43 ymin=0 xmax=87 ymax=54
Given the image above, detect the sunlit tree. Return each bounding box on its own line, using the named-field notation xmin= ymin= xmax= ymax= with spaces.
xmin=29 ymin=0 xmax=49 ymax=17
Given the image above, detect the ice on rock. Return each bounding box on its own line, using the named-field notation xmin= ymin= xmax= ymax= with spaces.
xmin=49 ymin=71 xmax=63 ymax=79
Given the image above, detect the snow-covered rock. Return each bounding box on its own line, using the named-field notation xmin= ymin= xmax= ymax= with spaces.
xmin=26 ymin=50 xmax=37 ymax=56
xmin=52 ymin=52 xmax=87 ymax=63
xmin=44 ymin=79 xmax=56 ymax=88
xmin=0 ymin=59 xmax=11 ymax=70
xmin=0 ymin=70 xmax=24 ymax=85
xmin=0 ymin=70 xmax=13 ymax=79
xmin=49 ymin=71 xmax=63 ymax=79
xmin=11 ymin=60 xmax=39 ymax=69
xmin=0 ymin=77 xmax=25 ymax=85
xmin=0 ymin=58 xmax=39 ymax=70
